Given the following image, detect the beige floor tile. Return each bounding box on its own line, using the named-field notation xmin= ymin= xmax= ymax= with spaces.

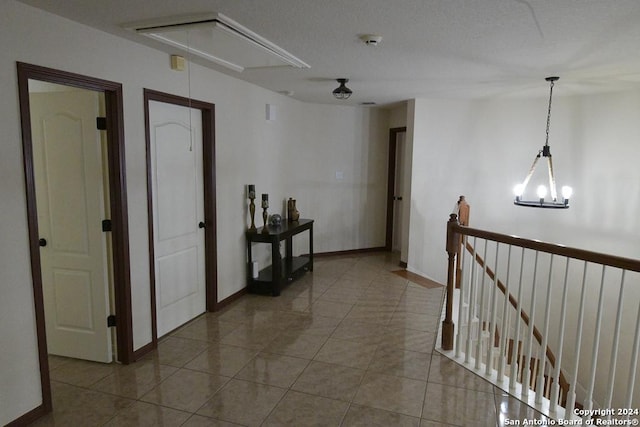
xmin=140 ymin=369 xmax=228 ymax=412
xmin=378 ymin=327 xmax=436 ymax=354
xmin=291 ymin=360 xmax=365 ymax=401
xmin=284 ymin=313 xmax=342 ymax=337
xmin=262 ymin=330 xmax=328 ymax=359
xmin=91 ymin=358 xmax=178 ymax=398
xmin=235 ymin=352 xmax=310 ymax=387
xmin=313 ymin=338 xmax=378 ymax=369
xmin=421 ymin=382 xmax=497 ymax=426
xmin=103 ymin=401 xmax=190 ymax=426
xmin=342 ymin=404 xmax=421 ymax=426
xmin=427 ymin=354 xmax=495 ymax=392
xmin=172 ymin=316 xmax=240 ymax=342
xmin=353 ymin=372 xmax=427 ymax=417
xmin=263 ymin=390 xmax=349 ymax=426
xmin=185 ymin=343 xmax=257 ymax=376
xmin=306 ymin=299 xmax=354 ymax=319
xmin=218 ymin=323 xmax=282 ymax=350
xmin=494 ymin=389 xmax=548 ymax=425
xmin=388 ymin=311 xmax=441 ymax=332
xmin=49 ymin=358 xmax=116 ymax=388
xmin=330 ymin=320 xmax=386 ymax=345
xmin=420 ymin=420 xmax=454 ymax=427
xmin=319 ymin=287 xmax=365 ymax=304
xmin=30 ymin=381 xmax=134 ymax=427
xmin=330 ymin=277 xmax=372 ymax=290
xmin=47 ymin=355 xmax=72 ymax=371
xmin=343 ymin=304 xmax=395 ymax=325
xmin=182 ymin=414 xmax=244 ymax=426
xmin=147 ymin=336 xmax=210 ymax=367
xmin=197 ymin=379 xmax=286 ymax=427
xmin=368 ymin=347 xmax=431 ymax=381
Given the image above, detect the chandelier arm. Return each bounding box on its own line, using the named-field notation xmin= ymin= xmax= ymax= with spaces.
xmin=520 ymin=153 xmax=541 ymax=192
xmin=547 ymin=155 xmax=558 ymax=201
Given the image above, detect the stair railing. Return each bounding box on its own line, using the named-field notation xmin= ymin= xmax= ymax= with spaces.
xmin=440 ymin=211 xmax=640 ymax=420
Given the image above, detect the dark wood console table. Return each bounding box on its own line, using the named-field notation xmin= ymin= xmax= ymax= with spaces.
xmin=245 ymin=219 xmax=314 ymax=296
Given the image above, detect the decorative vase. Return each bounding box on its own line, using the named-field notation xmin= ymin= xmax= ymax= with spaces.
xmin=287 ymin=198 xmax=300 ymax=221
xmin=261 ymin=194 xmax=269 ymax=233
xmin=248 ymin=185 xmax=256 ymax=231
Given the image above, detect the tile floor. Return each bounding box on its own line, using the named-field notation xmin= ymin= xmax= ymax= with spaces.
xmin=32 ymin=252 xmax=547 ymax=426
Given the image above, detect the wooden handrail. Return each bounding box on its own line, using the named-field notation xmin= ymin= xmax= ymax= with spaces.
xmin=451 ymin=223 xmax=640 ymax=273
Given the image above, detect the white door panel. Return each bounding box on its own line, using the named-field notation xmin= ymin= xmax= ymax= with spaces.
xmin=149 ymin=101 xmax=205 ymax=337
xmin=31 ymin=89 xmax=112 ymax=363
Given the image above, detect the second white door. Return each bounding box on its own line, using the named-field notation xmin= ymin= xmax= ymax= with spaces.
xmin=149 ymin=100 xmax=206 ymax=337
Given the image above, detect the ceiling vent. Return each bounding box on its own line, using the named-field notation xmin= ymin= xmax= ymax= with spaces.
xmin=125 ymin=13 xmax=310 ymax=72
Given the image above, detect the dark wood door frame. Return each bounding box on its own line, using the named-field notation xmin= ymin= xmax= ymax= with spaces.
xmin=15 ymin=62 xmax=133 ymax=424
xmin=143 ymin=89 xmax=218 ymax=349
xmin=385 ymin=127 xmax=407 ymax=251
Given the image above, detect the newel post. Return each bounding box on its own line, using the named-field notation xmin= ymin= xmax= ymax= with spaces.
xmin=441 ymin=213 xmax=459 ymax=351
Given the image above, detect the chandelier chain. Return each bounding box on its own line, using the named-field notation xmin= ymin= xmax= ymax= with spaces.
xmin=545 ymin=80 xmax=554 ymax=147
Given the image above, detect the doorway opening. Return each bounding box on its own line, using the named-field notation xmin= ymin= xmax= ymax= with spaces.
xmin=17 ymin=62 xmax=133 ymax=416
xmin=143 ymin=89 xmax=218 ymax=345
xmin=385 ymin=126 xmax=408 ymax=264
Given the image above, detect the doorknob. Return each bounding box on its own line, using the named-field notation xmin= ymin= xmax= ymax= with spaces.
xmin=198 ymin=221 xmax=205 ymax=229
xmin=39 ymin=238 xmax=47 ymax=247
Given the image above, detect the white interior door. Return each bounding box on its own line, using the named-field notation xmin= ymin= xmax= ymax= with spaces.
xmin=30 ymin=86 xmax=113 ymax=363
xmin=149 ymin=100 xmax=206 ymax=337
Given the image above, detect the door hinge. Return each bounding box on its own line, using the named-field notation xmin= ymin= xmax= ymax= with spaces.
xmin=96 ymin=117 xmax=107 ymax=130
xmin=102 ymin=219 xmax=112 ymax=232
xmin=107 ymin=315 xmax=116 ymax=327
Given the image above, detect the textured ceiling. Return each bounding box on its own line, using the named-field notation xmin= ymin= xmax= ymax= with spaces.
xmin=17 ymin=0 xmax=640 ymax=105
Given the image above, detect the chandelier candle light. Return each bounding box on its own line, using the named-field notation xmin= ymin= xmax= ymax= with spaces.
xmin=513 ymin=76 xmax=572 ymax=209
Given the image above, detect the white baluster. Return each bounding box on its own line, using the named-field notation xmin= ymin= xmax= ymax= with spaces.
xmin=550 ymin=258 xmax=570 ymax=413
xmin=604 ymin=270 xmax=626 ymax=418
xmin=509 ymin=248 xmax=526 ymax=392
xmin=465 ymin=237 xmax=478 ymax=364
xmin=583 ymin=266 xmax=607 ymax=415
xmin=566 ymin=262 xmax=589 ymax=418
xmin=536 ymin=255 xmax=554 ymax=404
xmin=486 ymin=243 xmax=500 ymax=376
xmin=455 ymin=236 xmax=468 ymax=358
xmin=475 ymin=239 xmax=489 ymax=370
xmin=624 ymin=301 xmax=640 ymax=421
xmin=497 ymin=245 xmax=513 ymax=381
xmin=522 ymin=251 xmax=540 ymax=398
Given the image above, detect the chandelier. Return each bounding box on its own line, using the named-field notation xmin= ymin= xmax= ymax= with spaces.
xmin=332 ymin=78 xmax=352 ymax=100
xmin=513 ymin=77 xmax=572 ymax=209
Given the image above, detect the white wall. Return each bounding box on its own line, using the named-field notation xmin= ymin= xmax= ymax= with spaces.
xmin=0 ymin=2 xmax=390 ymax=424
xmin=407 ymin=92 xmax=640 ymax=281
xmin=407 ymin=91 xmax=640 ymax=407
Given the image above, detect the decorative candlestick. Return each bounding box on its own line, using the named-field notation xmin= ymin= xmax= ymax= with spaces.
xmin=261 ymin=193 xmax=269 ymax=233
xmin=247 ymin=185 xmax=256 ymax=231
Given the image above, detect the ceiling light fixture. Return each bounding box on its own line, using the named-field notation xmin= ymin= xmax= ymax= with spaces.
xmin=513 ymin=76 xmax=572 ymax=209
xmin=333 ymin=78 xmax=352 ymax=100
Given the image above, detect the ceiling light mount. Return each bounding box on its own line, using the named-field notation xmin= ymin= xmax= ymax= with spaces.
xmin=333 ymin=78 xmax=352 ymax=100
xmin=513 ymin=76 xmax=572 ymax=209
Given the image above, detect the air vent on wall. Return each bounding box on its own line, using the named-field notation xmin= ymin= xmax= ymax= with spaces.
xmin=125 ymin=13 xmax=310 ymax=72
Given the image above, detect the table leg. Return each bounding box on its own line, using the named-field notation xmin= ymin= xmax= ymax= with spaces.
xmin=271 ymin=240 xmax=281 ymax=296
xmin=309 ymin=224 xmax=314 ymax=272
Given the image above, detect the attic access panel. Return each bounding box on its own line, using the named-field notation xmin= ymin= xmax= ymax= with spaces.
xmin=128 ymin=13 xmax=310 ymax=72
